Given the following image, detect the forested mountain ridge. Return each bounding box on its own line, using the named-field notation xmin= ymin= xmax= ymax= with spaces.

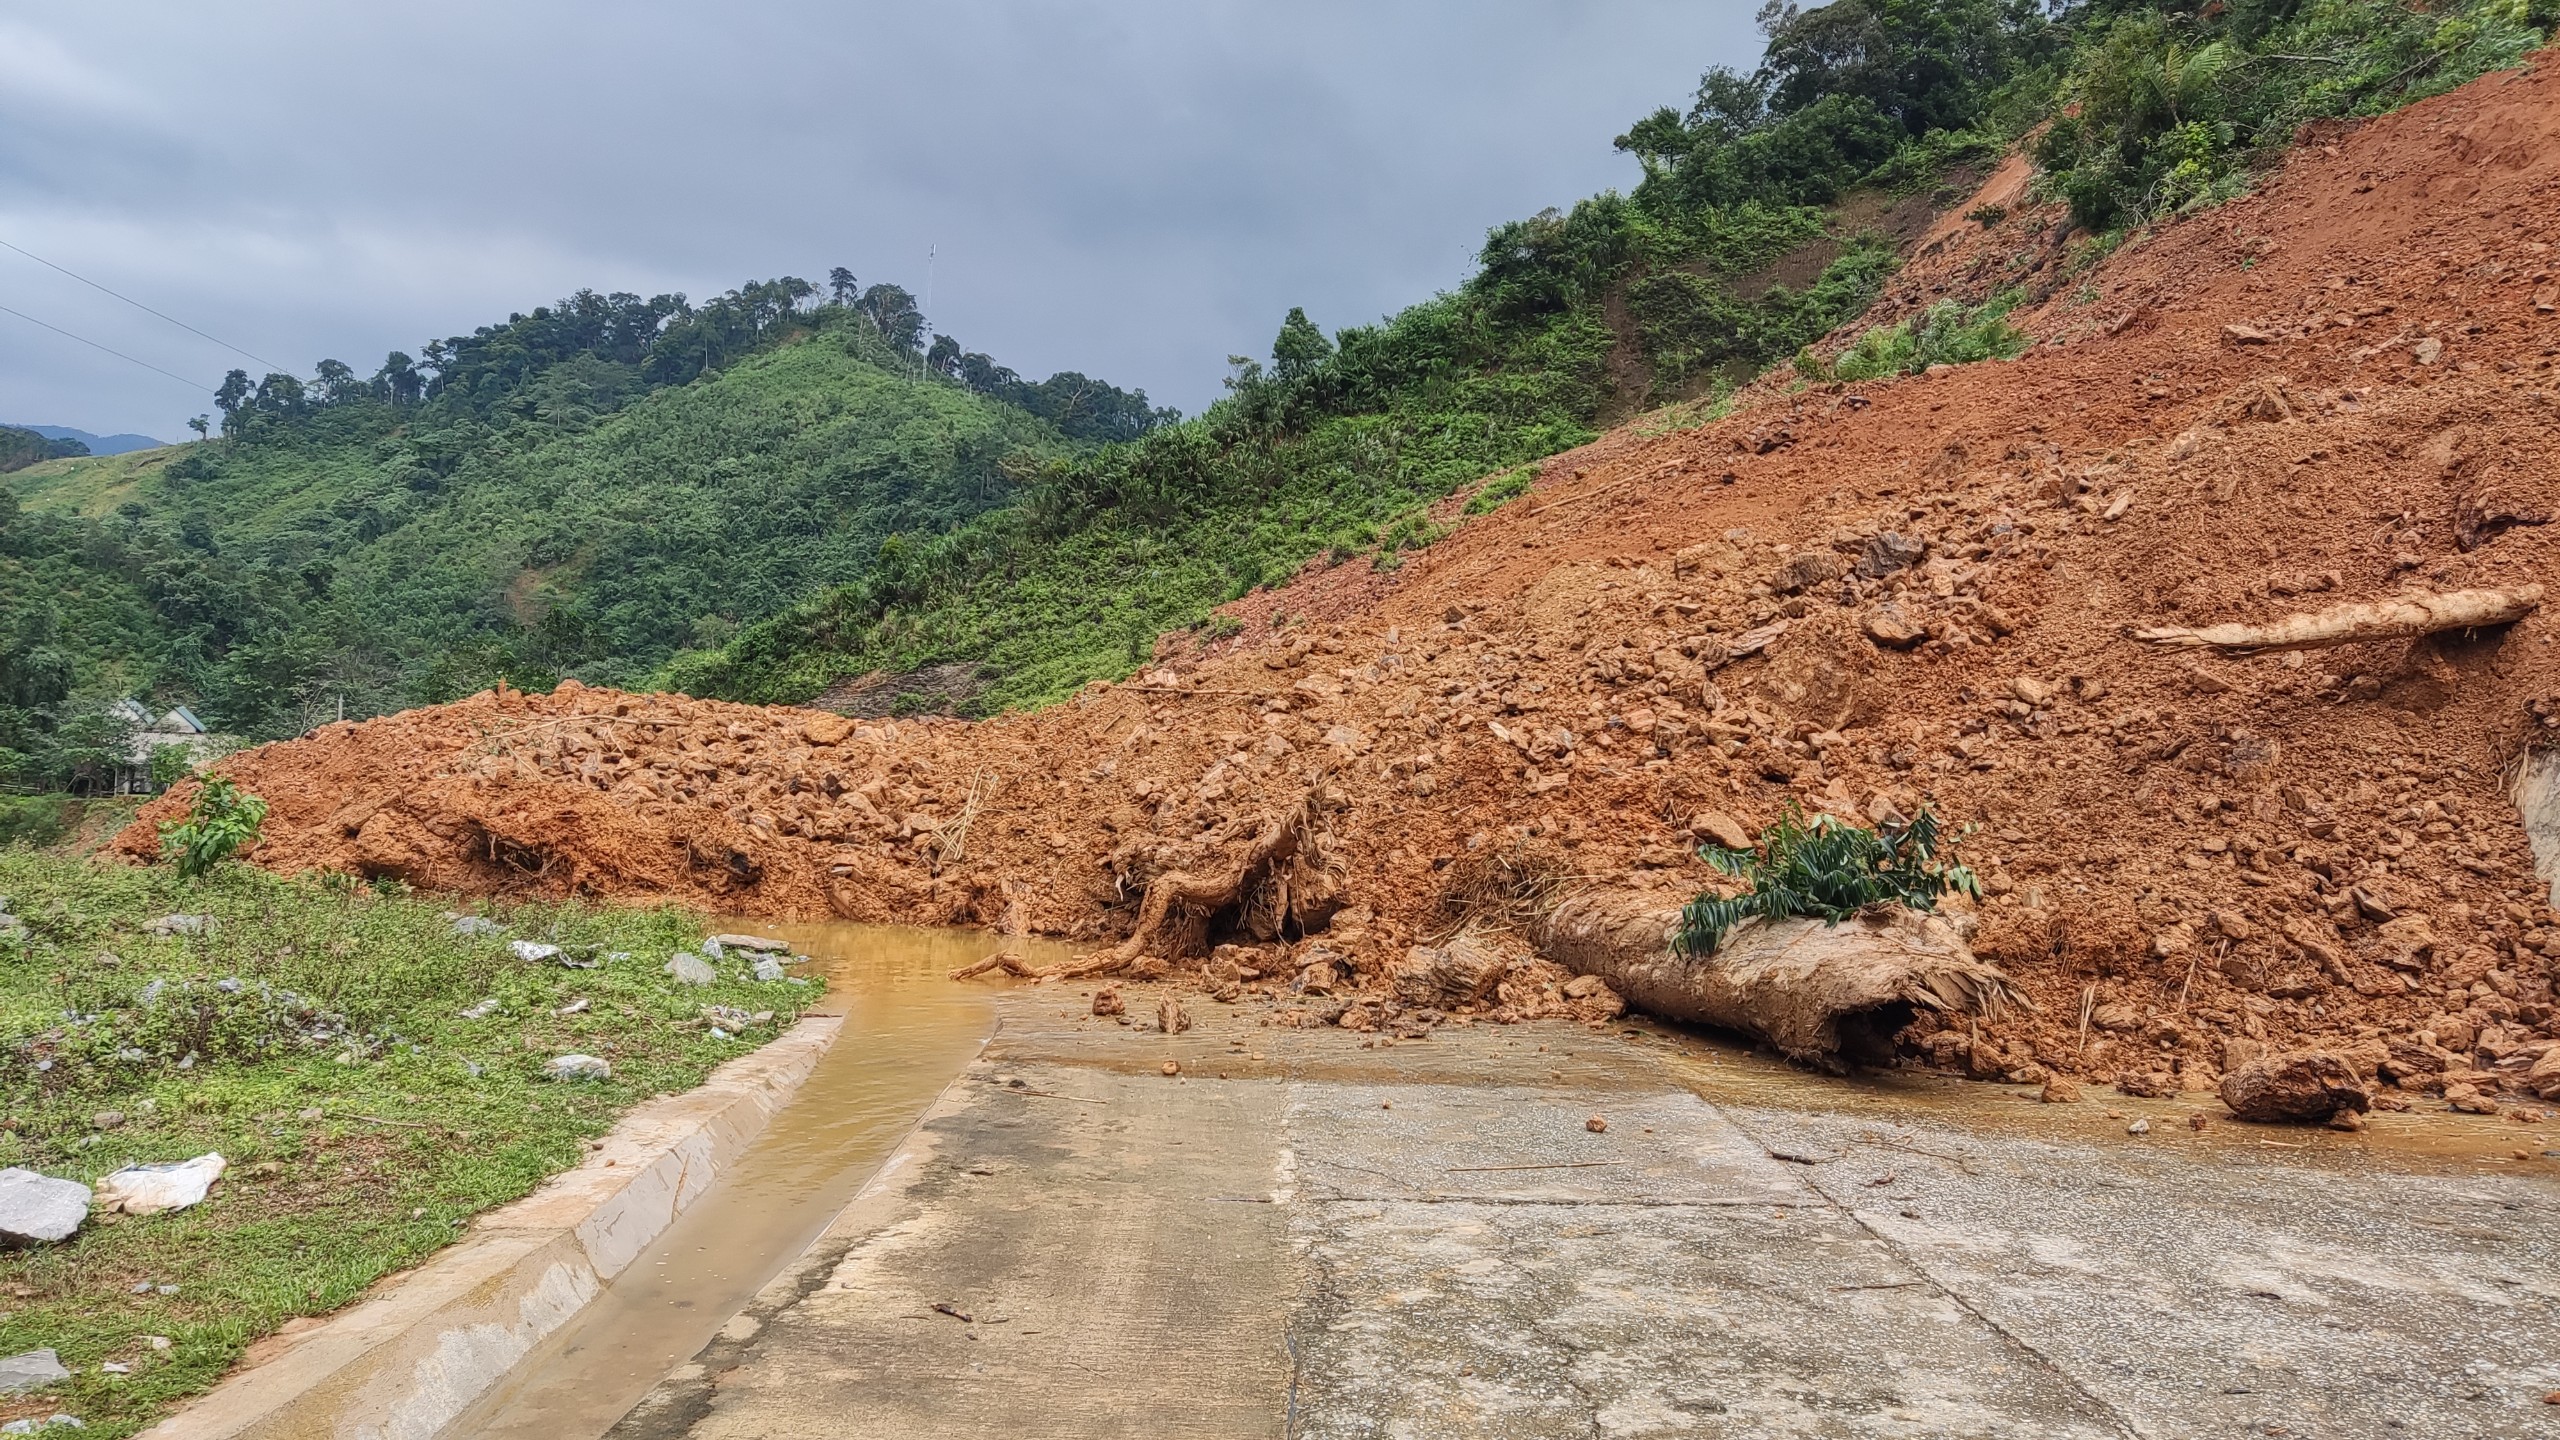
xmin=2 ymin=277 xmax=1163 ymax=791
xmin=679 ymin=0 xmax=2547 ymax=716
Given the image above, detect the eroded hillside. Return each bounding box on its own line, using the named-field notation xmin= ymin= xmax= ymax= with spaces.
xmin=123 ymin=54 xmax=2560 ymax=1103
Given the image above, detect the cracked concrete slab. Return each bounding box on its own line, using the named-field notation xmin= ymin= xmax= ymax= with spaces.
xmin=600 ymin=995 xmax=2560 ymax=1440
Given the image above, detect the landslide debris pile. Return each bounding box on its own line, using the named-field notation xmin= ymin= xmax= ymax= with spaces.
xmin=123 ymin=56 xmax=2560 ymax=1108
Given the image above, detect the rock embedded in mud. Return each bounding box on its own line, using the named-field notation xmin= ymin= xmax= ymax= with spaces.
xmin=1156 ymin=997 xmax=1190 ymax=1035
xmin=2219 ymin=1050 xmax=2371 ymax=1123
xmin=1863 ymin=603 xmax=1928 ymax=650
xmin=2040 ymin=1079 xmax=2082 ymax=1104
xmin=0 ymin=1171 xmax=91 ymax=1247
xmin=1091 ymin=986 xmax=1124 ymax=1018
xmin=2530 ymin=1048 xmax=2560 ymax=1101
xmin=1690 ymin=810 xmax=1753 ymax=851
xmin=1390 ymin=939 xmax=1506 ymax=1008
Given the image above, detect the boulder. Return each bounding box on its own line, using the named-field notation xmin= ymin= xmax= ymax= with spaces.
xmin=664 ymin=952 xmax=716 ymax=986
xmin=0 ymin=1349 xmax=69 ymax=1394
xmin=2219 ymin=1050 xmax=2371 ymax=1123
xmin=2530 ymin=1047 xmax=2560 ymax=1101
xmin=751 ymin=956 xmax=787 ymax=983
xmin=0 ymin=1170 xmax=90 ymax=1247
xmin=709 ymin=933 xmax=791 ymax=954
xmin=1390 ymin=937 xmax=1508 ymax=1008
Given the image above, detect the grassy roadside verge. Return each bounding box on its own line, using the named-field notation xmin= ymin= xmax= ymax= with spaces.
xmin=0 ymin=852 xmax=814 ymax=1436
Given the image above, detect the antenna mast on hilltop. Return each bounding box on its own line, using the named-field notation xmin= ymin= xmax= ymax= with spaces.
xmin=920 ymin=243 xmax=937 ymax=378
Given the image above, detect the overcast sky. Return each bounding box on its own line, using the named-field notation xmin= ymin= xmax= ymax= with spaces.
xmin=0 ymin=2 xmax=1760 ymax=440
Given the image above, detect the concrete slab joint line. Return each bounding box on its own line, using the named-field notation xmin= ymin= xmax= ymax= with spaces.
xmin=1715 ymin=1106 xmax=2155 ymax=1440
xmin=139 ymin=1015 xmax=842 ymax=1440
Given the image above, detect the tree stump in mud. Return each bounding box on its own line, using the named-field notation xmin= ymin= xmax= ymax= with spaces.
xmin=1530 ymin=891 xmax=2024 ymax=1069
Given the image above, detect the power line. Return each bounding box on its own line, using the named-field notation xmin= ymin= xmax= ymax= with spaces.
xmin=0 ymin=236 xmax=283 ymax=372
xmin=0 ymin=301 xmax=213 ymax=395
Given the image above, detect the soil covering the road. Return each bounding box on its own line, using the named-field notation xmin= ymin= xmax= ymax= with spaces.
xmin=122 ymin=54 xmax=2560 ymax=1108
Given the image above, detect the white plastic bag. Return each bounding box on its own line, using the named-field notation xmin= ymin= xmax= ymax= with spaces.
xmin=92 ymin=1154 xmax=226 ymax=1216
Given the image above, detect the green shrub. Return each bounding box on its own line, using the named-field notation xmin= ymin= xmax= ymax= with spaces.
xmin=157 ymin=777 xmax=267 ymax=879
xmin=1808 ymin=291 xmax=2028 ymax=382
xmin=1464 ymin=465 xmax=1539 ymax=515
xmin=1676 ymin=805 xmax=1978 ymax=958
xmin=0 ymin=796 xmax=70 ymax=850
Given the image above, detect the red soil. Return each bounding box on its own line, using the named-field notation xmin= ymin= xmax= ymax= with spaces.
xmin=123 ymin=54 xmax=2560 ymax=1102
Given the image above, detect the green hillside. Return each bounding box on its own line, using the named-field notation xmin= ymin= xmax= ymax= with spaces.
xmin=3 ymin=281 xmax=1160 ymax=790
xmin=678 ymin=0 xmax=2545 ymax=716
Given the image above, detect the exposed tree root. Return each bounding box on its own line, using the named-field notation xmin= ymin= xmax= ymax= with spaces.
xmin=1531 ymin=889 xmax=2026 ymax=1070
xmin=2131 ymin=586 xmax=2541 ymax=653
xmin=1050 ymin=793 xmax=1331 ymax=980
xmin=948 ymin=950 xmax=1044 ymax=982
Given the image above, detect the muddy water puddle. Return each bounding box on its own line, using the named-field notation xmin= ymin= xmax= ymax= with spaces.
xmin=1634 ymin=1022 xmax=2559 ymax=1173
xmin=451 ymin=921 xmax=1074 ymax=1440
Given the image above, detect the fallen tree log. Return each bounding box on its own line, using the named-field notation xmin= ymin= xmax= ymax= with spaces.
xmin=2131 ymin=586 xmax=2541 ymax=653
xmin=1530 ymin=891 xmax=2025 ymax=1069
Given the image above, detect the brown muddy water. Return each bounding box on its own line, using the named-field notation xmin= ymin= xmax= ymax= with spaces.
xmin=449 ymin=921 xmax=1075 ymax=1440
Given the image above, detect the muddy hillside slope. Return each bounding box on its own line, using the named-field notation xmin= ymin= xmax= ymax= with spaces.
xmin=125 ymin=56 xmax=2560 ymax=1100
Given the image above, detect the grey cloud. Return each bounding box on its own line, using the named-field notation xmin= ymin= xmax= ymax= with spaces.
xmin=0 ymin=2 xmax=1758 ymax=437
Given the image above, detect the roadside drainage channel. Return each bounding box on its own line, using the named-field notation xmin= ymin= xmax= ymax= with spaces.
xmin=142 ymin=922 xmax=1069 ymax=1440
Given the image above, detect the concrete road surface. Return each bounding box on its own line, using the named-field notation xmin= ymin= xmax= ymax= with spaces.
xmin=605 ymin=991 xmax=2560 ymax=1440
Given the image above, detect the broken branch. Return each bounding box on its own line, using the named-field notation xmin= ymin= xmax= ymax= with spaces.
xmin=2130 ymin=586 xmax=2541 ymax=653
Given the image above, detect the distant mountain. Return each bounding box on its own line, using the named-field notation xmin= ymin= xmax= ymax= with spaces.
xmin=7 ymin=424 xmax=167 ymax=455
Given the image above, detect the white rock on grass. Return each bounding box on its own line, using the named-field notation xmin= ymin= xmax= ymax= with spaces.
xmin=664 ymin=953 xmax=716 ymax=986
xmin=546 ymin=1054 xmax=611 ymax=1081
xmin=507 ymin=940 xmax=561 ymax=963
xmin=0 ymin=1349 xmax=69 ymax=1394
xmin=0 ymin=1170 xmax=91 ymax=1246
xmin=141 ymin=915 xmax=211 ymax=936
xmin=752 ymin=957 xmax=787 ymax=982
xmin=93 ymin=1154 xmax=226 ymax=1216
xmin=1 ymin=1415 xmax=84 ymax=1433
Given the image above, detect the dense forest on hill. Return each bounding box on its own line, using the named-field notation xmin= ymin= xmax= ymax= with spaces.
xmin=1 ymin=280 xmax=1161 ymax=792
xmin=678 ymin=0 xmax=2547 ymax=714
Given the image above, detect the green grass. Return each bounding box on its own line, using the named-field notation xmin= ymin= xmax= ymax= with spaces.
xmin=0 ymin=853 xmax=813 ymax=1436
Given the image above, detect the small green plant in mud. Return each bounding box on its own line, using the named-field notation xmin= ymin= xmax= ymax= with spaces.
xmin=1675 ymin=805 xmax=1979 ymax=957
xmin=156 ymin=777 xmax=267 ymax=880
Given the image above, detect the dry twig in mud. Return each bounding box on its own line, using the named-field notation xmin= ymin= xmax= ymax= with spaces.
xmin=2130 ymin=586 xmax=2541 ymax=653
xmin=930 ymin=771 xmax=988 ymax=869
xmin=1050 ymin=793 xmax=1328 ymax=980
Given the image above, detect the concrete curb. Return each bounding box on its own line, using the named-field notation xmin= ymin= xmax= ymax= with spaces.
xmin=142 ymin=1015 xmax=843 ymax=1440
